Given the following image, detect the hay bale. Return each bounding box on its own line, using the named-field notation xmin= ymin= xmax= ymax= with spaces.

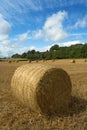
xmin=27 ymin=60 xmax=31 ymax=63
xmin=84 ymin=59 xmax=87 ymax=62
xmin=12 ymin=60 xmax=15 ymax=62
xmin=11 ymin=64 xmax=72 ymax=115
xmin=71 ymin=59 xmax=75 ymax=63
xmin=43 ymin=59 xmax=46 ymax=62
xmin=52 ymin=59 xmax=55 ymax=62
xmin=15 ymin=60 xmax=19 ymax=63
xmin=8 ymin=60 xmax=12 ymax=63
xmin=36 ymin=60 xmax=39 ymax=63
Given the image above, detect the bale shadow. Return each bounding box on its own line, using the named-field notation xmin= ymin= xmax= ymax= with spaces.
xmin=45 ymin=96 xmax=87 ymax=118
xmin=68 ymin=96 xmax=87 ymax=116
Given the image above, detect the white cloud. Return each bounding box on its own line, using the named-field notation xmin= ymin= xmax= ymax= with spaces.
xmin=34 ymin=45 xmax=51 ymax=52
xmin=72 ymin=15 xmax=87 ymax=29
xmin=17 ymin=45 xmax=51 ymax=54
xmin=0 ymin=41 xmax=37 ymax=57
xmin=0 ymin=13 xmax=11 ymax=44
xmin=0 ymin=34 xmax=9 ymax=41
xmin=41 ymin=40 xmax=83 ymax=51
xmin=0 ymin=13 xmax=13 ymax=57
xmin=33 ymin=30 xmax=42 ymax=39
xmin=33 ymin=11 xmax=68 ymax=42
xmin=0 ymin=0 xmax=87 ymax=26
xmin=0 ymin=14 xmax=32 ymax=57
xmin=0 ymin=14 xmax=11 ymax=35
xmin=58 ymin=40 xmax=83 ymax=47
xmin=17 ymin=46 xmax=36 ymax=54
xmin=0 ymin=44 xmax=13 ymax=57
xmin=18 ymin=32 xmax=29 ymax=42
xmin=0 ymin=0 xmax=43 ymax=23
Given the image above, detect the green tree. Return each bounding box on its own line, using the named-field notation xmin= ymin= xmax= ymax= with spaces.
xmin=21 ymin=52 xmax=27 ymax=58
xmin=50 ymin=44 xmax=59 ymax=52
xmin=12 ymin=53 xmax=21 ymax=58
xmin=81 ymin=43 xmax=87 ymax=58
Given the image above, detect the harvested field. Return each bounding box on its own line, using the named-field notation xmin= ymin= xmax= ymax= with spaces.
xmin=0 ymin=59 xmax=87 ymax=130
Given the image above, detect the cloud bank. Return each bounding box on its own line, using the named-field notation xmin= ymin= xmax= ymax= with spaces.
xmin=0 ymin=14 xmax=11 ymax=43
xmin=34 ymin=11 xmax=68 ymax=42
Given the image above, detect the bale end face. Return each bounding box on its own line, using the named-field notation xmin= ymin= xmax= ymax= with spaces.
xmin=36 ymin=68 xmax=72 ymax=114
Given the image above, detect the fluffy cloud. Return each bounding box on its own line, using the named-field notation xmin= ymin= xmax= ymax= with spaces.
xmin=18 ymin=32 xmax=29 ymax=42
xmin=72 ymin=15 xmax=87 ymax=29
xmin=0 ymin=44 xmax=13 ymax=57
xmin=0 ymin=14 xmax=11 ymax=35
xmin=0 ymin=34 xmax=9 ymax=41
xmin=0 ymin=14 xmax=30 ymax=57
xmin=0 ymin=14 xmax=11 ymax=43
xmin=58 ymin=40 xmax=82 ymax=46
xmin=0 ymin=14 xmax=12 ymax=57
xmin=33 ymin=11 xmax=68 ymax=42
xmin=0 ymin=42 xmax=37 ymax=57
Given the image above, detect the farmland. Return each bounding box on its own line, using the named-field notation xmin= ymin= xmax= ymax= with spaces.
xmin=0 ymin=59 xmax=87 ymax=130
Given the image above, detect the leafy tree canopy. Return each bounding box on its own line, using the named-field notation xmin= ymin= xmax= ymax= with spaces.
xmin=11 ymin=43 xmax=87 ymax=60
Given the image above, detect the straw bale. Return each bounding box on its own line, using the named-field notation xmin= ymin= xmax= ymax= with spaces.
xmin=11 ymin=64 xmax=72 ymax=115
xmin=43 ymin=59 xmax=46 ymax=62
xmin=27 ymin=60 xmax=31 ymax=63
xmin=15 ymin=60 xmax=19 ymax=63
xmin=84 ymin=59 xmax=87 ymax=62
xmin=71 ymin=59 xmax=75 ymax=63
xmin=52 ymin=59 xmax=55 ymax=62
xmin=36 ymin=60 xmax=39 ymax=63
xmin=8 ymin=60 xmax=12 ymax=63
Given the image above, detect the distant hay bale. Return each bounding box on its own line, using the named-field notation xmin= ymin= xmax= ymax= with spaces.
xmin=43 ymin=59 xmax=46 ymax=62
xmin=71 ymin=59 xmax=75 ymax=63
xmin=8 ymin=60 xmax=12 ymax=63
xmin=12 ymin=60 xmax=15 ymax=62
xmin=52 ymin=59 xmax=55 ymax=62
xmin=11 ymin=64 xmax=72 ymax=115
xmin=84 ymin=59 xmax=87 ymax=62
xmin=15 ymin=60 xmax=19 ymax=63
xmin=27 ymin=60 xmax=31 ymax=63
xmin=36 ymin=60 xmax=39 ymax=63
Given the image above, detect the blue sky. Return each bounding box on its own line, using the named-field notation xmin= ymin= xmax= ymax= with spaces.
xmin=0 ymin=0 xmax=87 ymax=57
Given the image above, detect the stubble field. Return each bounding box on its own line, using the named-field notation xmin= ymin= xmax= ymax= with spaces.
xmin=0 ymin=59 xmax=87 ymax=130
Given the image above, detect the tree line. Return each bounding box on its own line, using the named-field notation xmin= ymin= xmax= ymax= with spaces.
xmin=12 ymin=43 xmax=87 ymax=60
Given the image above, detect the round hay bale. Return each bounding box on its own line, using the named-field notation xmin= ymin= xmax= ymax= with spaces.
xmin=71 ymin=59 xmax=75 ymax=63
xmin=84 ymin=59 xmax=87 ymax=62
xmin=15 ymin=60 xmax=19 ymax=63
xmin=52 ymin=59 xmax=55 ymax=62
xmin=12 ymin=60 xmax=15 ymax=62
xmin=28 ymin=60 xmax=31 ymax=63
xmin=43 ymin=59 xmax=46 ymax=62
xmin=36 ymin=60 xmax=39 ymax=63
xmin=8 ymin=60 xmax=12 ymax=63
xmin=11 ymin=64 xmax=72 ymax=115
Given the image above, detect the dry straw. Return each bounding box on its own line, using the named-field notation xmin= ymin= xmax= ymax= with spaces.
xmin=11 ymin=64 xmax=72 ymax=115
